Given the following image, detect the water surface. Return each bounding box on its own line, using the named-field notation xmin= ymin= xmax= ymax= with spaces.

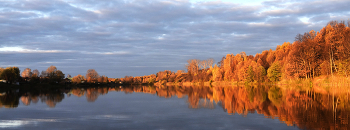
xmin=1 ymin=85 xmax=349 ymax=129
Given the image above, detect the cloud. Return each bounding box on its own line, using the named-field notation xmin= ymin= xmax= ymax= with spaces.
xmin=0 ymin=0 xmax=349 ymax=77
xmin=0 ymin=47 xmax=72 ymax=53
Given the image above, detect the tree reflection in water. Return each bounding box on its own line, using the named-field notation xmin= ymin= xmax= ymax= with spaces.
xmin=1 ymin=85 xmax=350 ymax=129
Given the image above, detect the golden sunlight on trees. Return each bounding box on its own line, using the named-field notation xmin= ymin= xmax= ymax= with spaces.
xmin=117 ymin=21 xmax=349 ymax=84
xmin=212 ymin=64 xmax=223 ymax=81
xmin=97 ymin=75 xmax=108 ymax=83
xmin=112 ymin=21 xmax=350 ymax=85
xmin=199 ymin=58 xmax=214 ymax=70
xmin=267 ymin=61 xmax=282 ymax=82
xmin=10 ymin=20 xmax=348 ymax=85
xmin=255 ymin=66 xmax=267 ymax=82
xmin=223 ymin=54 xmax=235 ymax=81
xmin=21 ymin=68 xmax=32 ymax=78
xmin=86 ymin=69 xmax=99 ymax=83
xmin=186 ymin=59 xmax=200 ymax=75
xmin=2 ymin=19 xmax=349 ymax=87
xmin=46 ymin=65 xmax=57 ymax=74
xmin=246 ymin=66 xmax=254 ymax=83
xmin=72 ymin=74 xmax=85 ymax=84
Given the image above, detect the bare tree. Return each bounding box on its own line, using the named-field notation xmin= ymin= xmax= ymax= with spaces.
xmin=199 ymin=60 xmax=206 ymax=70
xmin=186 ymin=59 xmax=199 ymax=75
xmin=199 ymin=58 xmax=215 ymax=70
xmin=32 ymin=69 xmax=39 ymax=77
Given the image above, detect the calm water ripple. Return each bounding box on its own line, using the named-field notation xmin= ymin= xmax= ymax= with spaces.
xmin=1 ymin=85 xmax=349 ymax=129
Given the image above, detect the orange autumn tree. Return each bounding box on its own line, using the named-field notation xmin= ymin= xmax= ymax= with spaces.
xmin=86 ymin=69 xmax=99 ymax=83
xmin=72 ymin=74 xmax=85 ymax=84
xmin=285 ymin=20 xmax=350 ymax=79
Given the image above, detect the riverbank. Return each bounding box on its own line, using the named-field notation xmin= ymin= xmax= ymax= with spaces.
xmin=2 ymin=75 xmax=350 ymax=95
xmin=151 ymin=76 xmax=350 ymax=95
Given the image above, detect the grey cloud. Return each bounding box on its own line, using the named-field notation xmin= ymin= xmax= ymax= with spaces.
xmin=261 ymin=0 xmax=350 ymax=17
xmin=309 ymin=14 xmax=331 ymax=23
xmin=0 ymin=0 xmax=349 ymax=77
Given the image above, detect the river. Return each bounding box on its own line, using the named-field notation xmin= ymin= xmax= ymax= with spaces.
xmin=0 ymin=85 xmax=349 ymax=129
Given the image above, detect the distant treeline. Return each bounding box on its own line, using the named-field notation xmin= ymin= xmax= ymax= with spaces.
xmin=1 ymin=20 xmax=350 ymax=85
xmin=117 ymin=20 xmax=350 ymax=84
xmin=0 ymin=65 xmax=109 ymax=85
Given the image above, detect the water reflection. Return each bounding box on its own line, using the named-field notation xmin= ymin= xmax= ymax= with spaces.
xmin=1 ymin=90 xmax=65 ymax=108
xmin=1 ymin=85 xmax=350 ymax=129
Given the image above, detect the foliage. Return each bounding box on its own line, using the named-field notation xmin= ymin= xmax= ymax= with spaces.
xmin=0 ymin=67 xmax=20 ymax=84
xmin=267 ymin=62 xmax=282 ymax=82
xmin=245 ymin=66 xmax=254 ymax=83
xmin=97 ymin=75 xmax=108 ymax=83
xmin=45 ymin=66 xmax=65 ymax=83
xmin=148 ymin=77 xmax=155 ymax=84
xmin=72 ymin=74 xmax=85 ymax=84
xmin=86 ymin=69 xmax=99 ymax=83
xmin=21 ymin=68 xmax=32 ymax=78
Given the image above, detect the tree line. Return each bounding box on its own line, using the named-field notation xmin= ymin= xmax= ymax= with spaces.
xmin=1 ymin=20 xmax=349 ymax=85
xmin=0 ymin=65 xmax=109 ymax=85
xmin=116 ymin=20 xmax=350 ymax=84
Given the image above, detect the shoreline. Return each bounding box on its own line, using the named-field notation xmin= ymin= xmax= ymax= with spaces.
xmin=2 ymin=76 xmax=350 ymax=95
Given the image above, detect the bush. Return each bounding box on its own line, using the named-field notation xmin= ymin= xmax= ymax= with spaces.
xmin=267 ymin=62 xmax=282 ymax=82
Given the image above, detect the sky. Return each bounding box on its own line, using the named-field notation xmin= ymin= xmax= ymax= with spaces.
xmin=0 ymin=0 xmax=349 ymax=78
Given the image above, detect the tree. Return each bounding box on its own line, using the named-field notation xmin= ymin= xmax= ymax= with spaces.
xmin=199 ymin=58 xmax=214 ymax=70
xmin=54 ymin=70 xmax=65 ymax=83
xmin=44 ymin=65 xmax=65 ymax=83
xmin=72 ymin=74 xmax=85 ymax=84
xmin=0 ymin=68 xmax=4 ymax=77
xmin=47 ymin=65 xmax=57 ymax=73
xmin=186 ymin=59 xmax=200 ymax=77
xmin=97 ymin=75 xmax=108 ymax=83
xmin=266 ymin=49 xmax=275 ymax=67
xmin=0 ymin=67 xmax=20 ymax=84
xmin=32 ymin=69 xmax=40 ymax=77
xmin=40 ymin=71 xmax=47 ymax=78
xmin=255 ymin=66 xmax=267 ymax=82
xmin=324 ymin=21 xmax=350 ymax=76
xmin=86 ymin=69 xmax=99 ymax=83
xmin=46 ymin=65 xmax=57 ymax=80
xmin=21 ymin=68 xmax=32 ymax=78
xmin=223 ymin=54 xmax=235 ymax=81
xmin=246 ymin=66 xmax=254 ymax=83
xmin=267 ymin=62 xmax=282 ymax=82
xmin=66 ymin=74 xmax=72 ymax=78
xmin=30 ymin=69 xmax=40 ymax=83
xmin=212 ymin=64 xmax=223 ymax=81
